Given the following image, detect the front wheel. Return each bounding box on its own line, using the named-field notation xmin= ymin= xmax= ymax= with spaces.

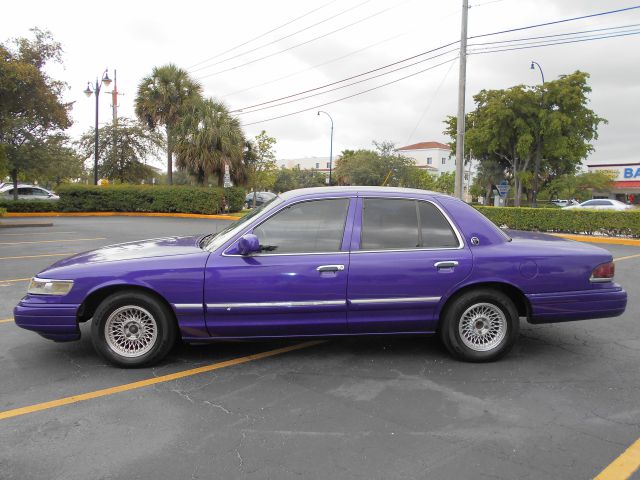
xmin=91 ymin=291 xmax=177 ymax=368
xmin=440 ymin=289 xmax=519 ymax=362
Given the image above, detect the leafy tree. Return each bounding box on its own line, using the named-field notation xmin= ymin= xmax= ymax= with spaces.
xmin=335 ymin=141 xmax=416 ymax=186
xmin=173 ymin=98 xmax=245 ymax=186
xmin=245 ymin=130 xmax=277 ymax=205
xmin=31 ymin=134 xmax=84 ymax=187
xmin=78 ymin=118 xmax=163 ymax=183
xmin=405 ymin=168 xmax=437 ymax=191
xmin=0 ymin=28 xmax=72 ymax=198
xmin=273 ymin=167 xmax=326 ymax=193
xmin=134 ymin=64 xmax=202 ymax=184
xmin=542 ymin=170 xmax=615 ymax=202
xmin=444 ymin=71 xmax=605 ymax=206
xmin=434 ymin=172 xmax=455 ymax=195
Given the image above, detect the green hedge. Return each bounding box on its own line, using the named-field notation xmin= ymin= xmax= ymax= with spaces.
xmin=0 ymin=199 xmax=60 ymax=212
xmin=224 ymin=187 xmax=245 ymax=213
xmin=476 ymin=206 xmax=640 ymax=237
xmin=0 ymin=185 xmax=245 ymax=215
xmin=0 ymin=207 xmax=6 ymax=217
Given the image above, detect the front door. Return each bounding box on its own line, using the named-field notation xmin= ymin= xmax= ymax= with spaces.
xmin=347 ymin=197 xmax=473 ymax=333
xmin=204 ymin=197 xmax=354 ymax=337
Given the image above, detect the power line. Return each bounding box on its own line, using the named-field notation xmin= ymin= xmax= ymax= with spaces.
xmin=190 ymin=0 xmax=371 ymax=73
xmin=231 ymin=41 xmax=459 ymax=113
xmin=238 ymin=6 xmax=640 ymax=127
xmin=187 ymin=0 xmax=338 ymax=69
xmin=241 ymin=57 xmax=458 ymax=127
xmin=220 ymin=32 xmax=407 ymax=99
xmin=469 ymin=4 xmax=640 ymax=39
xmin=469 ymin=28 xmax=640 ymax=54
xmin=469 ymin=22 xmax=640 ymax=46
xmin=236 ymin=48 xmax=459 ymax=115
xmin=197 ymin=0 xmax=411 ymax=79
xmin=405 ymin=60 xmax=456 ymax=145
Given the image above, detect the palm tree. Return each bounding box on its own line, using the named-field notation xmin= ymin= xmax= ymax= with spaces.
xmin=134 ymin=64 xmax=201 ymax=184
xmin=174 ymin=98 xmax=246 ymax=186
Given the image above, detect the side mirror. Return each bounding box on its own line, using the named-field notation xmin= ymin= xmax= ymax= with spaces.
xmin=237 ymin=234 xmax=260 ymax=256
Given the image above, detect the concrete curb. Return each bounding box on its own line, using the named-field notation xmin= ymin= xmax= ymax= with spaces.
xmin=0 ymin=222 xmax=53 ymax=229
xmin=551 ymin=233 xmax=640 ymax=246
xmin=3 ymin=212 xmax=241 ymax=221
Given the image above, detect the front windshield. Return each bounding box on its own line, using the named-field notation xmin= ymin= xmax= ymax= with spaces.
xmin=202 ymin=196 xmax=283 ymax=252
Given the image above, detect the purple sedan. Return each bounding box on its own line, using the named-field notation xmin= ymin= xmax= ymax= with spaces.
xmin=15 ymin=187 xmax=627 ymax=367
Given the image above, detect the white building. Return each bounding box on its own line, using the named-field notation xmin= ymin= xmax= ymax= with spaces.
xmin=281 ymin=157 xmax=331 ymax=182
xmin=396 ymin=141 xmax=453 ymax=175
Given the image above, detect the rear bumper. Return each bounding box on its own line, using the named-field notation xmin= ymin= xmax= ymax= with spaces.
xmin=526 ymin=285 xmax=627 ymax=324
xmin=14 ymin=300 xmax=80 ymax=342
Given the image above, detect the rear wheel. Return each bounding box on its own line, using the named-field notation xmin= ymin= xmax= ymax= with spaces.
xmin=91 ymin=291 xmax=176 ymax=368
xmin=440 ymin=289 xmax=519 ymax=362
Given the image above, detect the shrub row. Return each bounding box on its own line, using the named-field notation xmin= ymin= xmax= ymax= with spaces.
xmin=476 ymin=206 xmax=640 ymax=237
xmin=0 ymin=207 xmax=6 ymax=217
xmin=0 ymin=185 xmax=246 ymax=215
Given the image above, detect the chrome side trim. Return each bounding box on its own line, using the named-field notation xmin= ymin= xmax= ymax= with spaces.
xmin=206 ymin=300 xmax=346 ymax=309
xmin=350 ymin=296 xmax=441 ymax=304
xmin=174 ymin=303 xmax=203 ymax=309
xmin=589 ymin=276 xmax=613 ymax=283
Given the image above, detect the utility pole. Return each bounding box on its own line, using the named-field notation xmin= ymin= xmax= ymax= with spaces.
xmin=454 ymin=0 xmax=469 ymax=200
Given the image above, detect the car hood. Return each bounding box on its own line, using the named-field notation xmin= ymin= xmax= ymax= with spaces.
xmin=48 ymin=235 xmax=206 ymax=268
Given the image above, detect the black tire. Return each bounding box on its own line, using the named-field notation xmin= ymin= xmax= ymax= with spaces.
xmin=91 ymin=290 xmax=177 ymax=368
xmin=439 ymin=288 xmax=519 ymax=362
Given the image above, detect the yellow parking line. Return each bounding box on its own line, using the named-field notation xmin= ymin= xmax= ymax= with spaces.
xmin=0 ymin=278 xmax=31 ymax=284
xmin=0 ymin=231 xmax=76 ymax=236
xmin=0 ymin=340 xmax=323 ymax=421
xmin=595 ymin=437 xmax=640 ymax=480
xmin=0 ymin=237 xmax=105 ymax=246
xmin=0 ymin=318 xmax=12 ymax=324
xmin=613 ymin=253 xmax=640 ymax=262
xmin=0 ymin=252 xmax=77 ymax=261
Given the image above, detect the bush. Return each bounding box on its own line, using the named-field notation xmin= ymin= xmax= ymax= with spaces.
xmin=224 ymin=187 xmax=246 ymax=212
xmin=476 ymin=206 xmax=640 ymax=237
xmin=0 ymin=199 xmax=60 ymax=212
xmin=52 ymin=184 xmax=245 ymax=214
xmin=0 ymin=207 xmax=6 ymax=217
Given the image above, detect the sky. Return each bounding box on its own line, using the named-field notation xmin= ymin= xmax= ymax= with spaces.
xmin=4 ymin=0 xmax=640 ymax=168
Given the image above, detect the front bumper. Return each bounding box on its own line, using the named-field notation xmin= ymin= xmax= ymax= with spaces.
xmin=14 ymin=298 xmax=81 ymax=342
xmin=526 ymin=285 xmax=627 ymax=324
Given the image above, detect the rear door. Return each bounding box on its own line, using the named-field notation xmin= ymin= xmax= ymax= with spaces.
xmin=204 ymin=197 xmax=355 ymax=337
xmin=347 ymin=196 xmax=473 ymax=333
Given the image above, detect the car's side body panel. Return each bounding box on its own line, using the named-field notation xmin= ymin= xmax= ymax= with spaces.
xmin=13 ymin=187 xmax=628 ymax=347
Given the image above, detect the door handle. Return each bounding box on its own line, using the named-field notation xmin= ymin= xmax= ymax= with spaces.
xmin=434 ymin=261 xmax=458 ymax=269
xmin=316 ymin=264 xmax=345 ymax=273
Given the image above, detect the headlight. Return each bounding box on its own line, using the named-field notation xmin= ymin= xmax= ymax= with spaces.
xmin=27 ymin=278 xmax=74 ymax=296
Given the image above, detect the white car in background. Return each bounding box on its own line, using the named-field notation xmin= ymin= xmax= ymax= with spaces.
xmin=563 ymin=199 xmax=633 ymax=211
xmin=0 ymin=184 xmax=59 ymax=201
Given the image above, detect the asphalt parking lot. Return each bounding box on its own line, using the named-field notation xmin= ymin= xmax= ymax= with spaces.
xmin=0 ymin=216 xmax=639 ymax=479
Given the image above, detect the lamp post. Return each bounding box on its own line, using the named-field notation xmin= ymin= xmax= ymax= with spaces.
xmin=530 ymin=60 xmax=545 ymax=84
xmin=84 ymin=69 xmax=112 ymax=185
xmin=317 ymin=110 xmax=333 ymax=185
xmin=530 ymin=61 xmax=544 ymax=207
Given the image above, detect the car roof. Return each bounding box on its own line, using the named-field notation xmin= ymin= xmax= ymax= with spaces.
xmin=279 ymin=186 xmax=446 ymax=200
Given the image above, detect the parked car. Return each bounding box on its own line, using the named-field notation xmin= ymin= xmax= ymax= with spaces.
xmin=15 ymin=187 xmax=626 ymax=367
xmin=0 ymin=184 xmax=59 ymax=200
xmin=550 ymin=199 xmax=578 ymax=208
xmin=563 ymin=199 xmax=632 ymax=211
xmin=244 ymin=191 xmax=276 ymax=209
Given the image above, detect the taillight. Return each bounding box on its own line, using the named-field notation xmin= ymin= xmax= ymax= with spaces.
xmin=590 ymin=261 xmax=615 ymax=283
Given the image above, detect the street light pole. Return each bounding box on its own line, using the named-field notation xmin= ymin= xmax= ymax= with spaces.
xmin=530 ymin=61 xmax=545 ymax=84
xmin=84 ymin=69 xmax=112 ymax=185
xmin=530 ymin=60 xmax=545 ymax=207
xmin=317 ymin=111 xmax=333 ymax=185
